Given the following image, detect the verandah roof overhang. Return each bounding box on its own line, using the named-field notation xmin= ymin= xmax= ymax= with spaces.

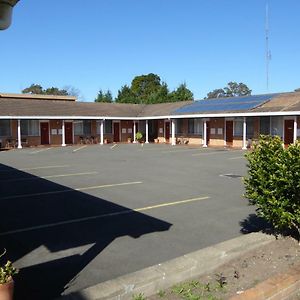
xmin=1 ymin=110 xmax=300 ymax=121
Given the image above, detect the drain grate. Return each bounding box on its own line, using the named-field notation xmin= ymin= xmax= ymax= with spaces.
xmin=220 ymin=174 xmax=243 ymax=178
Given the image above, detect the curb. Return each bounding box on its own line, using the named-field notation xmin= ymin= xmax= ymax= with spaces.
xmin=58 ymin=232 xmax=273 ymax=300
xmin=230 ymin=263 xmax=300 ymax=300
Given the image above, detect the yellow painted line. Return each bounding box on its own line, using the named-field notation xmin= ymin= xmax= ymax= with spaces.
xmin=0 ymin=196 xmax=209 ymax=236
xmin=228 ymin=156 xmax=244 ymax=160
xmin=162 ymin=148 xmax=202 ymax=154
xmin=135 ymin=196 xmax=210 ymax=212
xmin=0 ymin=181 xmax=143 ymax=200
xmin=30 ymin=148 xmax=52 ymax=154
xmin=2 ymin=171 xmax=98 ymax=183
xmin=192 ymin=151 xmax=228 ymax=156
xmin=72 ymin=145 xmax=87 ymax=152
xmin=20 ymin=165 xmax=69 ymax=171
xmin=0 ymin=165 xmax=70 ymax=173
xmin=43 ymin=171 xmax=98 ymax=179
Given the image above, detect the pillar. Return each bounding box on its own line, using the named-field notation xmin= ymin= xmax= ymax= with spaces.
xmin=62 ymin=120 xmax=66 ymax=146
xmin=203 ymin=120 xmax=207 ymax=147
xmin=294 ymin=116 xmax=297 ymax=144
xmin=133 ymin=121 xmax=137 ymax=143
xmin=145 ymin=120 xmax=149 ymax=144
xmin=242 ymin=117 xmax=247 ymax=150
xmin=171 ymin=119 xmax=176 ymax=145
xmin=17 ymin=119 xmax=22 ymax=149
xmin=100 ymin=120 xmax=104 ymax=145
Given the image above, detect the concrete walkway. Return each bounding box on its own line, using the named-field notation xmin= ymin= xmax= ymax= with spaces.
xmin=59 ymin=232 xmax=274 ymax=300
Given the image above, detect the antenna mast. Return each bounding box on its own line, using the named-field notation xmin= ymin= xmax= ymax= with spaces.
xmin=265 ymin=1 xmax=271 ymax=91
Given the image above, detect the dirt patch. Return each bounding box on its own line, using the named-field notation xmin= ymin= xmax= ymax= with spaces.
xmin=148 ymin=236 xmax=300 ymax=300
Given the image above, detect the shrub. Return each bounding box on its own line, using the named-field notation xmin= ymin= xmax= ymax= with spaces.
xmin=0 ymin=249 xmax=18 ymax=284
xmin=135 ymin=131 xmax=143 ymax=142
xmin=244 ymin=135 xmax=300 ymax=239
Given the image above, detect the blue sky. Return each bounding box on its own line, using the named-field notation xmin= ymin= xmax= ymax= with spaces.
xmin=1 ymin=0 xmax=300 ymax=101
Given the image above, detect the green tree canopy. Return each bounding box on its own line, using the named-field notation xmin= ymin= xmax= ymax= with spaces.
xmin=206 ymin=82 xmax=251 ymax=99
xmin=169 ymin=83 xmax=194 ymax=102
xmin=22 ymin=84 xmax=70 ymax=96
xmin=115 ymin=85 xmax=137 ymax=103
xmin=114 ymin=74 xmax=194 ymax=104
xmin=94 ymin=89 xmax=113 ymax=103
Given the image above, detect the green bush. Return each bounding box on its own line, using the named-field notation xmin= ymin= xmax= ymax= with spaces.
xmin=135 ymin=131 xmax=143 ymax=142
xmin=244 ymin=135 xmax=300 ymax=238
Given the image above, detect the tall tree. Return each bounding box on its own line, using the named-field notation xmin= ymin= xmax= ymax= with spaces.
xmin=94 ymin=89 xmax=113 ymax=103
xmin=131 ymin=73 xmax=163 ymax=103
xmin=115 ymin=85 xmax=137 ymax=103
xmin=169 ymin=83 xmax=194 ymax=102
xmin=206 ymin=82 xmax=251 ymax=99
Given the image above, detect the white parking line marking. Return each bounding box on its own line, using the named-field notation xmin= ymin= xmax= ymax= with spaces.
xmin=2 ymin=172 xmax=98 ymax=183
xmin=0 ymin=181 xmax=143 ymax=200
xmin=30 ymin=148 xmax=51 ymax=154
xmin=110 ymin=144 xmax=117 ymax=149
xmin=0 ymin=196 xmax=210 ymax=236
xmin=72 ymin=145 xmax=87 ymax=152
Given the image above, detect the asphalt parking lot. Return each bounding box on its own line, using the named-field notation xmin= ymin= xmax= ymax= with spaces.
xmin=0 ymin=144 xmax=256 ymax=299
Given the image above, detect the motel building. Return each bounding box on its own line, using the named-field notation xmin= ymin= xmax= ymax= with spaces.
xmin=0 ymin=92 xmax=300 ymax=150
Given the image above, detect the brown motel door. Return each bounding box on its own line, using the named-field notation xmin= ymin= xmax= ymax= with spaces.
xmin=284 ymin=119 xmax=294 ymax=145
xmin=165 ymin=122 xmax=170 ymax=142
xmin=113 ymin=123 xmax=120 ymax=142
xmin=40 ymin=122 xmax=49 ymax=145
xmin=226 ymin=121 xmax=233 ymax=145
xmin=65 ymin=122 xmax=73 ymax=144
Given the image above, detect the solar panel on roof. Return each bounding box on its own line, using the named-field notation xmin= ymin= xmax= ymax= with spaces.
xmin=173 ymin=94 xmax=278 ymax=114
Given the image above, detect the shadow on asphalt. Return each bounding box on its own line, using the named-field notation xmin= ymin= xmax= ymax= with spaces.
xmin=239 ymin=214 xmax=274 ymax=235
xmin=0 ymin=163 xmax=172 ymax=300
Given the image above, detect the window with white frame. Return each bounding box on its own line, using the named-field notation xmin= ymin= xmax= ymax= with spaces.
xmin=246 ymin=118 xmax=254 ymax=139
xmin=0 ymin=120 xmax=11 ymax=136
xmin=104 ymin=120 xmax=112 ymax=134
xmin=234 ymin=118 xmax=243 ymax=136
xmin=21 ymin=120 xmax=39 ymax=136
xmin=270 ymin=116 xmax=283 ymax=138
xmin=188 ymin=119 xmax=202 ymax=135
xmin=74 ymin=121 xmax=83 ymax=135
xmin=260 ymin=117 xmax=270 ymax=135
xmin=96 ymin=120 xmax=112 ymax=134
xmin=74 ymin=120 xmax=92 ymax=135
xmin=176 ymin=119 xmax=183 ymax=134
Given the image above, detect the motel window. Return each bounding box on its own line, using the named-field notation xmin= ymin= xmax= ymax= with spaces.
xmin=74 ymin=121 xmax=83 ymax=135
xmin=270 ymin=116 xmax=283 ymax=138
xmin=83 ymin=120 xmax=91 ymax=135
xmin=0 ymin=120 xmax=11 ymax=136
xmin=260 ymin=117 xmax=270 ymax=135
xmin=188 ymin=119 xmax=203 ymax=135
xmin=234 ymin=119 xmax=243 ymax=136
xmin=246 ymin=118 xmax=254 ymax=139
xmin=97 ymin=120 xmax=112 ymax=134
xmin=104 ymin=120 xmax=112 ymax=134
xmin=21 ymin=120 xmax=39 ymax=136
xmin=74 ymin=120 xmax=91 ymax=136
xmin=176 ymin=119 xmax=183 ymax=134
xmin=188 ymin=119 xmax=194 ymax=134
